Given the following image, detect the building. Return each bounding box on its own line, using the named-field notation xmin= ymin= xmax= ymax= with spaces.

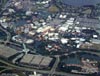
xmin=60 ymin=52 xmax=100 ymax=74
xmin=0 ymin=44 xmax=18 ymax=58
xmin=75 ymin=18 xmax=100 ymax=29
xmin=63 ymin=57 xmax=82 ymax=67
xmin=91 ymin=39 xmax=100 ymax=44
xmin=20 ymin=54 xmax=53 ymax=69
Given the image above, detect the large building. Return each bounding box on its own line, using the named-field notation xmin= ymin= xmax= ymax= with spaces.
xmin=20 ymin=54 xmax=53 ymax=69
xmin=0 ymin=44 xmax=18 ymax=58
xmin=60 ymin=0 xmax=100 ymax=6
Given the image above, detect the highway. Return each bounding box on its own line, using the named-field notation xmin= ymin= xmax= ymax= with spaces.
xmin=12 ymin=53 xmax=24 ymax=64
xmin=0 ymin=58 xmax=84 ymax=76
xmin=0 ymin=40 xmax=99 ymax=76
xmin=0 ymin=66 xmax=13 ymax=74
xmin=0 ymin=42 xmax=100 ymax=76
xmin=0 ymin=39 xmax=100 ymax=76
xmin=0 ymin=68 xmax=13 ymax=74
xmin=49 ymin=56 xmax=60 ymax=76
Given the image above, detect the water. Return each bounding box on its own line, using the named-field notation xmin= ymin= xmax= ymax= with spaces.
xmin=61 ymin=0 xmax=100 ymax=6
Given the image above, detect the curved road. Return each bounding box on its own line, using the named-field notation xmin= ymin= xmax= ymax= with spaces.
xmin=0 ymin=57 xmax=83 ymax=76
xmin=0 ymin=25 xmax=11 ymax=44
xmin=0 ymin=39 xmax=100 ymax=76
xmin=0 ymin=38 xmax=100 ymax=76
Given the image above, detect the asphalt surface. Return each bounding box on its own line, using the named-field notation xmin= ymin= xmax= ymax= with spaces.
xmin=48 ymin=56 xmax=60 ymax=76
xmin=0 ymin=59 xmax=84 ymax=76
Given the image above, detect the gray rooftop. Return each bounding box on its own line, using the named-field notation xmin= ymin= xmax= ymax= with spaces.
xmin=64 ymin=57 xmax=82 ymax=65
xmin=76 ymin=18 xmax=100 ymax=28
xmin=40 ymin=57 xmax=53 ymax=67
xmin=91 ymin=39 xmax=100 ymax=44
xmin=20 ymin=54 xmax=53 ymax=67
xmin=30 ymin=55 xmax=44 ymax=65
xmin=0 ymin=44 xmax=18 ymax=58
xmin=20 ymin=54 xmax=34 ymax=63
xmin=76 ymin=18 xmax=99 ymax=24
xmin=47 ymin=19 xmax=64 ymax=26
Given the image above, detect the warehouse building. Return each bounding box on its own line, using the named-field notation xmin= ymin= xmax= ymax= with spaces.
xmin=75 ymin=18 xmax=100 ymax=29
xmin=0 ymin=44 xmax=18 ymax=58
xmin=20 ymin=54 xmax=53 ymax=69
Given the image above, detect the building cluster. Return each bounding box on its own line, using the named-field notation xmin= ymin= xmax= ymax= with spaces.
xmin=20 ymin=54 xmax=53 ymax=69
xmin=0 ymin=44 xmax=18 ymax=58
xmin=0 ymin=0 xmax=100 ymax=53
xmin=11 ymin=16 xmax=100 ymax=52
xmin=60 ymin=52 xmax=100 ymax=74
xmin=0 ymin=0 xmax=100 ymax=75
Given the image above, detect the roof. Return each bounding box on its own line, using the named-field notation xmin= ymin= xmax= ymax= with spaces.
xmin=20 ymin=54 xmax=34 ymax=63
xmin=47 ymin=19 xmax=64 ymax=26
xmin=77 ymin=18 xmax=99 ymax=24
xmin=91 ymin=39 xmax=100 ymax=44
xmin=76 ymin=18 xmax=100 ymax=28
xmin=40 ymin=57 xmax=52 ymax=66
xmin=31 ymin=55 xmax=44 ymax=65
xmin=63 ymin=57 xmax=82 ymax=65
xmin=0 ymin=44 xmax=18 ymax=58
xmin=20 ymin=54 xmax=53 ymax=67
xmin=15 ymin=20 xmax=27 ymax=26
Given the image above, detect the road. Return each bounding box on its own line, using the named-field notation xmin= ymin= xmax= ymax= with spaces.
xmin=0 ymin=25 xmax=11 ymax=44
xmin=12 ymin=53 xmax=24 ymax=64
xmin=0 ymin=41 xmax=99 ymax=76
xmin=0 ymin=59 xmax=83 ymax=76
xmin=48 ymin=56 xmax=60 ymax=76
xmin=0 ymin=66 xmax=13 ymax=74
xmin=0 ymin=0 xmax=12 ymax=44
xmin=0 ymin=1 xmax=99 ymax=75
xmin=0 ymin=68 xmax=13 ymax=74
xmin=0 ymin=40 xmax=100 ymax=76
